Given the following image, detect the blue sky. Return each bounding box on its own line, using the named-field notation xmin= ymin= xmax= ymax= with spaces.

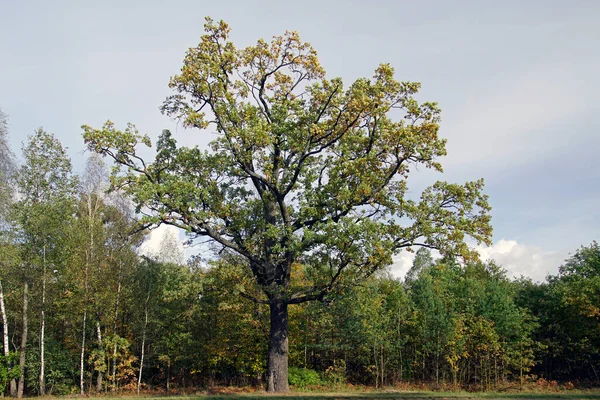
xmin=2 ymin=0 xmax=598 ymax=280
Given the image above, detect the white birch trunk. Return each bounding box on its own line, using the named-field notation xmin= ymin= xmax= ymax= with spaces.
xmin=79 ymin=310 xmax=87 ymax=395
xmin=17 ymin=281 xmax=28 ymax=399
xmin=39 ymin=244 xmax=46 ymax=395
xmin=80 ymin=256 xmax=90 ymax=395
xmin=137 ymin=292 xmax=150 ymax=395
xmin=0 ymin=279 xmax=15 ymax=396
xmin=111 ymin=263 xmax=122 ymax=391
xmin=96 ymin=321 xmax=102 ymax=392
xmin=0 ymin=280 xmax=8 ymax=358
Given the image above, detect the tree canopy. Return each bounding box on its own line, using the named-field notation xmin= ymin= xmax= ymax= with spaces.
xmin=83 ymin=17 xmax=492 ymax=392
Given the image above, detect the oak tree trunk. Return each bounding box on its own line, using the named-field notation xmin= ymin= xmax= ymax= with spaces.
xmin=267 ymin=300 xmax=289 ymax=392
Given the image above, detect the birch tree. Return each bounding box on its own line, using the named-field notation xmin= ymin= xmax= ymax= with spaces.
xmin=13 ymin=129 xmax=77 ymax=396
xmin=0 ymin=109 xmax=18 ymax=396
xmin=72 ymin=155 xmax=108 ymax=394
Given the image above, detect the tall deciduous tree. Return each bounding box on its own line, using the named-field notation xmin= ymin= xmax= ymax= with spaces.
xmin=13 ymin=129 xmax=77 ymax=396
xmin=75 ymin=154 xmax=108 ymax=394
xmin=0 ymin=108 xmax=17 ymax=396
xmin=521 ymin=242 xmax=600 ymax=381
xmin=83 ymin=18 xmax=492 ymax=391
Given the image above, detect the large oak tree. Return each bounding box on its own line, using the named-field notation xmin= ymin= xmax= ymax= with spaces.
xmin=83 ymin=18 xmax=492 ymax=392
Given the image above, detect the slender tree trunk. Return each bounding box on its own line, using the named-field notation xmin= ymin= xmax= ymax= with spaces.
xmin=137 ymin=293 xmax=149 ymax=395
xmin=381 ymin=345 xmax=384 ymax=388
xmin=39 ymin=244 xmax=46 ymax=396
xmin=79 ymin=310 xmax=87 ymax=395
xmin=399 ymin=346 xmax=403 ymax=383
xmin=0 ymin=280 xmax=9 ymax=357
xmin=373 ymin=346 xmax=379 ymax=388
xmin=96 ymin=322 xmax=102 ymax=392
xmin=137 ymin=333 xmax=145 ymax=395
xmin=589 ymin=360 xmax=599 ymax=382
xmin=17 ymin=282 xmax=28 ymax=399
xmin=166 ymin=359 xmax=170 ymax=393
xmin=267 ymin=300 xmax=289 ymax=392
xmin=435 ymin=330 xmax=440 ymax=389
xmin=494 ymin=357 xmax=498 ymax=388
xmin=0 ymin=279 xmax=16 ymax=396
xmin=111 ymin=346 xmax=117 ymax=392
xmin=304 ymin=314 xmax=308 ymax=367
xmin=397 ymin=308 xmax=402 ymax=383
xmin=80 ymin=256 xmax=90 ymax=396
xmin=111 ymin=263 xmax=122 ymax=392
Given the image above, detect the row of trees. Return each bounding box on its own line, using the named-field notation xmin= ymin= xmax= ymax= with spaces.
xmin=0 ymin=115 xmax=598 ymax=395
xmin=199 ymin=246 xmax=599 ymax=390
xmin=0 ymin=118 xmax=145 ymax=396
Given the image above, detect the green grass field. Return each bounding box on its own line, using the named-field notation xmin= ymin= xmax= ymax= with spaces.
xmin=79 ymin=390 xmax=600 ymax=400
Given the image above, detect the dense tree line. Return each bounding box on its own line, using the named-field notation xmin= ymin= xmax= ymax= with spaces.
xmin=0 ymin=118 xmax=598 ymax=395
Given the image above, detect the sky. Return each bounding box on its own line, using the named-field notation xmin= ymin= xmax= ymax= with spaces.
xmin=1 ymin=0 xmax=599 ymax=281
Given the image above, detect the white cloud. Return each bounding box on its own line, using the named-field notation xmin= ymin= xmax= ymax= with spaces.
xmin=138 ymin=225 xmax=185 ymax=265
xmin=388 ymin=239 xmax=567 ymax=283
xmin=389 ymin=250 xmax=416 ymax=280
xmin=476 ymin=239 xmax=566 ymax=282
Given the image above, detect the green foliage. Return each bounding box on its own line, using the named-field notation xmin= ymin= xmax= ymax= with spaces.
xmin=43 ymin=341 xmax=78 ymax=395
xmin=0 ymin=352 xmax=19 ymax=394
xmin=1 ymin=17 xmax=598 ymax=396
xmin=556 ymin=241 xmax=600 ymax=318
xmin=516 ymin=242 xmax=600 ymax=381
xmin=196 ymin=258 xmax=267 ymax=382
xmin=323 ymin=360 xmax=347 ymax=386
xmin=82 ymin=18 xmax=492 ymax=391
xmin=82 ymin=17 xmax=491 ymax=310
xmin=104 ymin=335 xmax=138 ymax=389
xmin=11 ymin=128 xmax=78 ymax=289
xmin=288 ymin=367 xmax=322 ymax=389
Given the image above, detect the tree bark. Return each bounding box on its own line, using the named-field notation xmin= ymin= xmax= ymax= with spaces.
xmin=39 ymin=244 xmax=46 ymax=396
xmin=96 ymin=321 xmax=103 ymax=392
xmin=267 ymin=300 xmax=289 ymax=392
xmin=0 ymin=279 xmax=16 ymax=396
xmin=80 ymin=254 xmax=90 ymax=395
xmin=0 ymin=280 xmax=8 ymax=357
xmin=137 ymin=290 xmax=150 ymax=395
xmin=111 ymin=262 xmax=122 ymax=392
xmin=381 ymin=345 xmax=384 ymax=388
xmin=17 ymin=282 xmax=28 ymax=399
xmin=137 ymin=306 xmax=148 ymax=395
xmin=79 ymin=310 xmax=87 ymax=395
xmin=166 ymin=359 xmax=170 ymax=393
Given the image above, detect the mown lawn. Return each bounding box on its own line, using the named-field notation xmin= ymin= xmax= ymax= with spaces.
xmin=89 ymin=390 xmax=600 ymax=400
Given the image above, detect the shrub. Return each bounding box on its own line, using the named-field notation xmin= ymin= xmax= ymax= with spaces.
xmin=324 ymin=359 xmax=347 ymax=385
xmin=0 ymin=353 xmax=20 ymax=394
xmin=288 ymin=367 xmax=322 ymax=389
